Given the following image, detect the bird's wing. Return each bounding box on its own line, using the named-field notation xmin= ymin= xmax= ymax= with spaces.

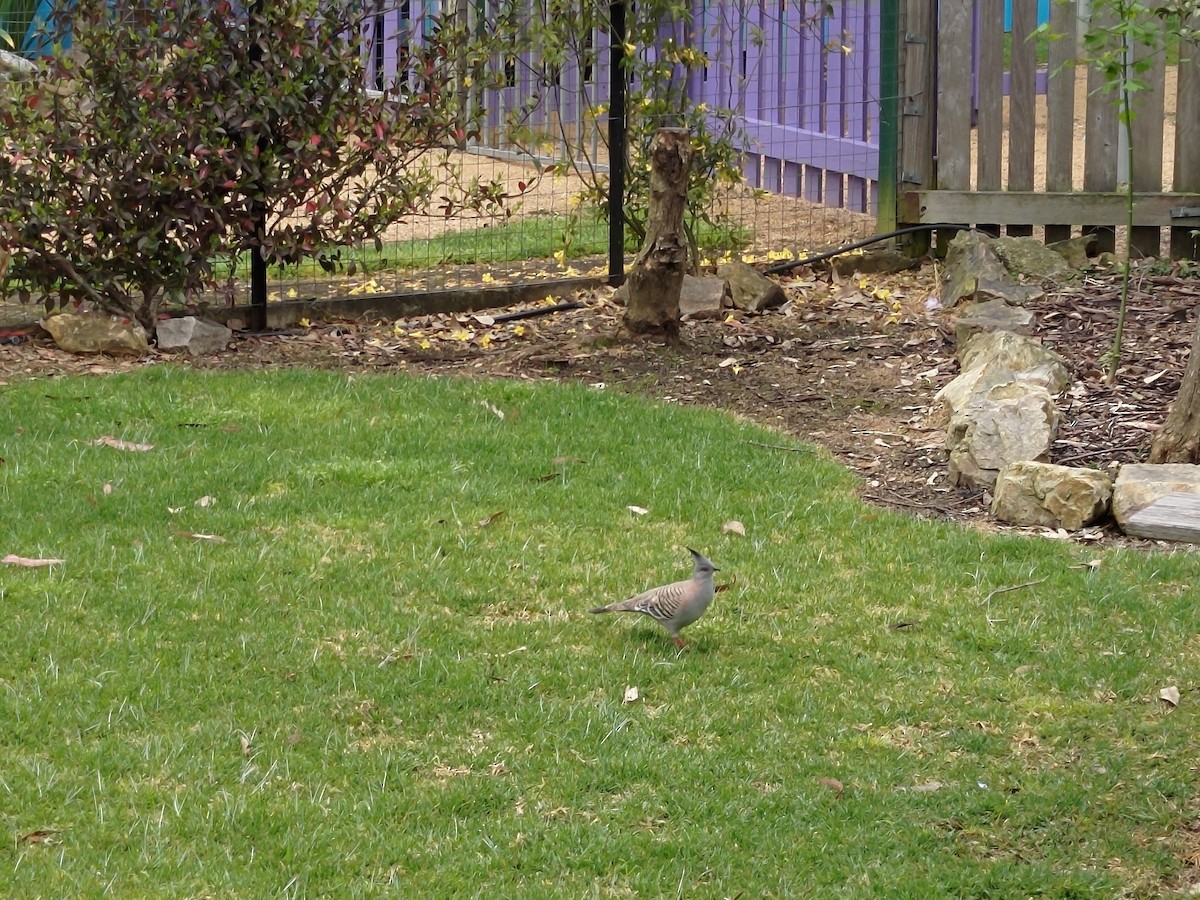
xmin=631 ymin=581 xmax=688 ymax=622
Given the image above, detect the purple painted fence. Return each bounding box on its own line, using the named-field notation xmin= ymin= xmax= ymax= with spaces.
xmin=697 ymin=0 xmax=882 ymax=214
xmin=361 ymin=0 xmax=883 ymax=215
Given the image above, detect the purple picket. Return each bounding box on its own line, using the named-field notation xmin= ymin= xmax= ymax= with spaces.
xmin=758 ymin=0 xmax=784 ymax=191
xmin=386 ymin=0 xmax=888 ymax=215
xmin=784 ymin=161 xmax=802 ymax=196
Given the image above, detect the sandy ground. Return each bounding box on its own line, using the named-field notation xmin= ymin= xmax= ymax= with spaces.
xmin=990 ymin=67 xmax=1178 ymax=192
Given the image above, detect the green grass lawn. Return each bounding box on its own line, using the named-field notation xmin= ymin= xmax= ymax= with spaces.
xmin=2 ymin=367 xmax=1198 ymax=896
xmin=210 ymin=211 xmax=751 ymax=283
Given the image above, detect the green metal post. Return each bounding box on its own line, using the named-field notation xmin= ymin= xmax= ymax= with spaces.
xmin=876 ymin=0 xmax=901 ymax=235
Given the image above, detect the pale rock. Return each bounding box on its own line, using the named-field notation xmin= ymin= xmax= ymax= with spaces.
xmin=990 ymin=461 xmax=1113 ymax=530
xmin=1046 ymin=234 xmax=1097 ymax=269
xmin=718 ymin=261 xmax=787 ymax=312
xmin=947 ymin=382 xmax=1060 ymax=489
xmin=975 ymin=280 xmax=1046 ymax=306
xmin=155 ymin=316 xmax=232 ymax=355
xmin=42 ymin=313 xmax=150 ymax=357
xmin=830 ymin=248 xmax=916 ymax=277
xmin=1111 ymin=463 xmax=1200 ymax=526
xmin=939 ymin=231 xmax=1010 ymax=307
xmin=679 ymin=274 xmax=729 ymax=320
xmin=0 ymin=48 xmax=37 ymax=81
xmin=958 ymin=330 xmax=1069 ymax=381
xmin=953 ymin=299 xmax=1035 ymax=346
xmin=993 ymin=236 xmax=1074 ymax=280
xmin=934 ymin=331 xmax=1070 ymax=425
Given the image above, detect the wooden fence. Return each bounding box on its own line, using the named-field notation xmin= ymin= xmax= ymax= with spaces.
xmin=900 ymin=0 xmax=1200 ymax=260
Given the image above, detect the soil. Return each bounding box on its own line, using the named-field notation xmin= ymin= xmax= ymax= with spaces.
xmin=5 ymin=258 xmax=1199 ymax=549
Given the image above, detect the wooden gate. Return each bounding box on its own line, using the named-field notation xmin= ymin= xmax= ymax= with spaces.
xmin=899 ymin=0 xmax=1200 ymax=259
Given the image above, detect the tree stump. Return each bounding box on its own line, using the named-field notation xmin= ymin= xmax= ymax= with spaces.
xmin=622 ymin=127 xmax=693 ymax=339
xmin=1150 ymin=316 xmax=1200 ymax=463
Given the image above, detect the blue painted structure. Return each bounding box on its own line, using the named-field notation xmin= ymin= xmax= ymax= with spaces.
xmin=1004 ymin=0 xmax=1051 ymax=30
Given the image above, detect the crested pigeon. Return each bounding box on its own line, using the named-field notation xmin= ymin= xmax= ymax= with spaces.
xmin=590 ymin=548 xmax=719 ymax=647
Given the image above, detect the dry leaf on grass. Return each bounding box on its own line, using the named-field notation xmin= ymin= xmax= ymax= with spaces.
xmin=175 ymin=532 xmax=227 ymax=544
xmin=2 ymin=554 xmax=64 ymax=567
xmin=816 ymin=777 xmax=844 ymax=796
xmin=194 ymin=495 xmax=216 ymax=508
xmin=622 ymin=685 xmax=640 ymax=704
xmin=478 ymin=510 xmax=505 ymax=528
xmin=90 ymin=435 xmax=154 ymax=452
xmin=1159 ymin=686 xmax=1181 ymax=707
xmin=905 ymin=780 xmax=943 ymax=793
xmin=722 ymin=520 xmax=747 ymax=536
xmin=627 ymin=505 xmax=649 ymax=516
xmin=18 ymin=829 xmax=61 ymax=845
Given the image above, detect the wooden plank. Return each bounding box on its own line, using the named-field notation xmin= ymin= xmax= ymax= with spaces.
xmin=1173 ymin=23 xmax=1200 ymax=259
xmin=1044 ymin=0 xmax=1078 ymax=243
xmin=1083 ymin=3 xmax=1119 ymax=252
xmin=936 ymin=0 xmax=974 ymax=192
xmin=1130 ymin=14 xmax=1167 ymax=259
xmin=976 ymin=0 xmax=1005 ymax=236
xmin=906 ymin=190 xmax=1200 ymax=226
xmin=1007 ymin=0 xmax=1037 ymax=236
xmin=1123 ymin=492 xmax=1200 ymax=543
xmin=899 ymin=0 xmax=935 ymax=198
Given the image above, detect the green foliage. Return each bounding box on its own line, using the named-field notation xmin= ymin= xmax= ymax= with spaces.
xmin=0 ymin=0 xmax=36 ymax=46
xmin=486 ymin=0 xmax=781 ymax=268
xmin=0 ymin=0 xmax=498 ymax=328
xmin=1055 ymin=0 xmax=1167 ymax=381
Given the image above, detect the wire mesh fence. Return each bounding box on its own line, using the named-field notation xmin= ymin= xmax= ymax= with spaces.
xmin=0 ymin=0 xmax=888 ymax=329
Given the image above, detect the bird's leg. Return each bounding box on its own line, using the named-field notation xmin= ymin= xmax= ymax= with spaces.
xmin=673 ymin=636 xmax=686 ymax=649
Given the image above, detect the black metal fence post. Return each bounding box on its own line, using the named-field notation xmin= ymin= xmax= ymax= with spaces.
xmin=608 ymin=0 xmax=626 ymax=287
xmin=248 ymin=0 xmax=268 ymax=330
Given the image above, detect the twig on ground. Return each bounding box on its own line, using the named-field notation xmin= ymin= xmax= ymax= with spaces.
xmin=978 ymin=578 xmax=1047 ymax=606
xmin=741 ymin=440 xmax=813 ymax=453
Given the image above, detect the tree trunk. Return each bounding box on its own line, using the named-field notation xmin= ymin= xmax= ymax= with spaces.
xmin=1150 ymin=314 xmax=1200 ymax=463
xmin=622 ymin=127 xmax=692 ymax=338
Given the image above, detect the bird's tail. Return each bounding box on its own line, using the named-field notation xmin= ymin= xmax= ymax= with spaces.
xmin=590 ymin=599 xmax=636 ymax=614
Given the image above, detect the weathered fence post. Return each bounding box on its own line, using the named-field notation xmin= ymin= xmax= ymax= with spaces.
xmin=622 ymin=127 xmax=692 ymax=338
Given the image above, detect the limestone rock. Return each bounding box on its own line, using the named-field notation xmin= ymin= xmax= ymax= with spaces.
xmin=42 ymin=313 xmax=150 ymax=357
xmin=679 ymin=275 xmax=729 ymax=320
xmin=0 ymin=48 xmax=37 ymax=81
xmin=953 ymin=299 xmax=1035 ymax=346
xmin=990 ymin=461 xmax=1113 ymax=530
xmin=1111 ymin=463 xmax=1200 ymax=526
xmin=1046 ymin=234 xmax=1097 ymax=269
xmin=156 ymin=316 xmax=232 ymax=355
xmin=718 ymin=261 xmax=787 ymax=312
xmin=957 ymin=330 xmax=1070 ymax=387
xmin=939 ymin=231 xmax=1010 ymax=307
xmin=993 ymin=236 xmax=1074 ymax=280
xmin=831 ymin=248 xmax=917 ymax=277
xmin=975 ymin=280 xmax=1046 ymax=306
xmin=946 ymin=382 xmax=1060 ymax=489
xmin=934 ymin=331 xmax=1070 ymax=424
